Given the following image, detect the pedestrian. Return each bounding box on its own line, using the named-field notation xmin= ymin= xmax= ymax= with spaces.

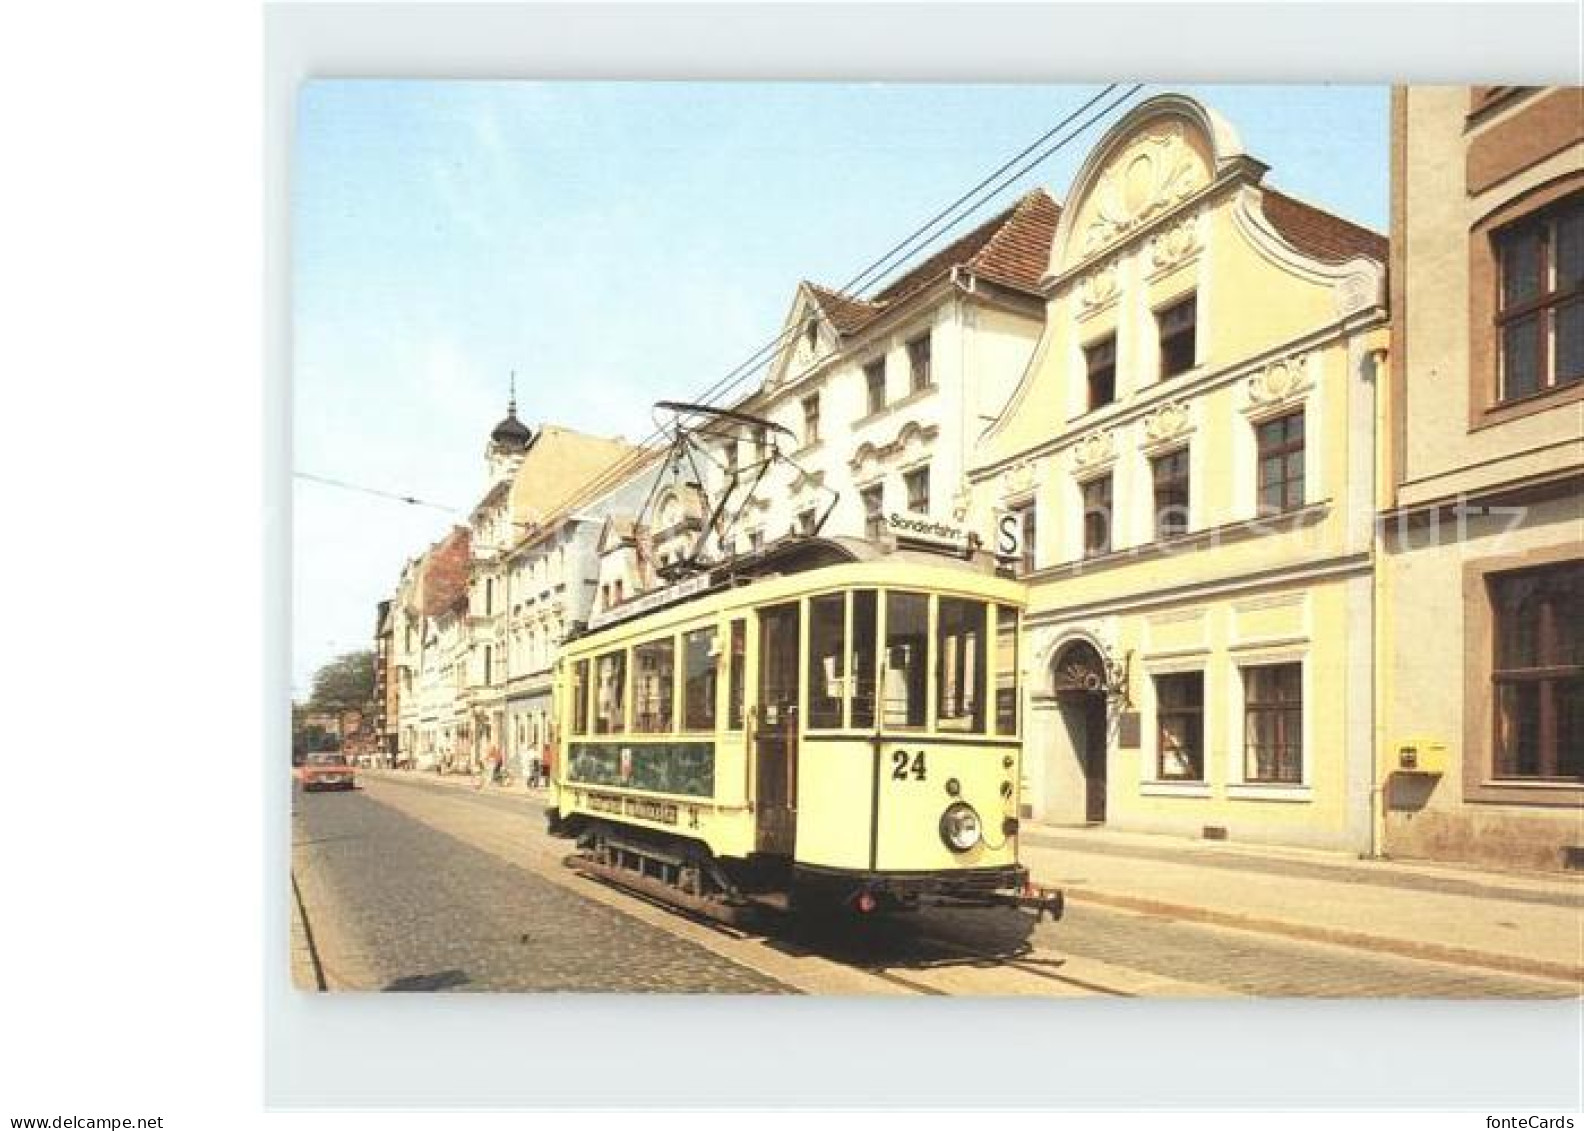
xmin=478 ymin=741 xmax=502 ymax=790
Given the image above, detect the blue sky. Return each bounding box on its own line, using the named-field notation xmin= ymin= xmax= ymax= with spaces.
xmin=291 ymin=81 xmax=1388 ymax=694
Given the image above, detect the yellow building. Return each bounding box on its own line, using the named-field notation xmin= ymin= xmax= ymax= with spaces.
xmin=1379 ymin=87 xmax=1582 ymax=871
xmin=968 ymin=94 xmax=1389 ymax=851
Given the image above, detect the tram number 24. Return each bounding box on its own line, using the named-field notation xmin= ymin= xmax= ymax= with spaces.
xmin=890 ymin=750 xmax=927 ymax=782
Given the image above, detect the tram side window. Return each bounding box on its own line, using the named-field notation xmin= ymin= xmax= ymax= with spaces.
xmin=634 ymin=638 xmax=675 ymax=734
xmin=884 ymin=591 xmax=929 ymax=728
xmin=594 ymin=650 xmax=627 ymax=735
xmin=683 ymin=626 xmax=716 ymax=731
xmin=807 ymin=594 xmax=846 ymax=729
xmin=727 ymin=619 xmax=746 ymax=730
xmin=936 ymin=597 xmax=987 ymax=733
xmin=572 ymin=659 xmax=590 ymax=736
xmin=994 ymin=605 xmax=1019 ymax=736
xmin=851 ymin=590 xmax=878 ymax=729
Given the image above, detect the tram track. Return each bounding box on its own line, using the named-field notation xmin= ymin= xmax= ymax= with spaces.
xmin=371 ymin=774 xmax=1172 ymax=996
xmin=565 ymin=843 xmax=1143 ymax=996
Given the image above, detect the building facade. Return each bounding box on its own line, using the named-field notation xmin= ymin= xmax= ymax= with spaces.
xmin=1379 ymin=86 xmax=1583 ymax=871
xmin=969 ymin=94 xmax=1390 ymax=852
xmin=499 ymin=435 xmax=655 ymax=778
xmin=696 ymin=190 xmax=1058 ymax=556
xmin=372 ymin=599 xmax=396 ymax=763
xmin=390 ymin=556 xmax=423 ymax=767
xmin=409 ymin=525 xmax=471 ymax=770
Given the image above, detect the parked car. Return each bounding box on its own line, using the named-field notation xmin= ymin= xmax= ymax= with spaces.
xmin=299 ymin=751 xmax=356 ymax=792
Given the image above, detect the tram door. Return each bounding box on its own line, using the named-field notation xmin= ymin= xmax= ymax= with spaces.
xmin=753 ymin=602 xmax=800 ymax=856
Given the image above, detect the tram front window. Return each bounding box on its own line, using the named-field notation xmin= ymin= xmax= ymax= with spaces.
xmin=807 ymin=594 xmax=846 ymax=729
xmin=995 ymin=604 xmax=1019 ymax=736
xmin=936 ymin=597 xmax=986 ymax=733
xmin=884 ymin=591 xmax=928 ymax=728
xmin=727 ymin=619 xmax=746 ymax=730
xmin=851 ymin=590 xmax=878 ymax=729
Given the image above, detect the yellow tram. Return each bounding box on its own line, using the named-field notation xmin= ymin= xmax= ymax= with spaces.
xmin=547 ymin=536 xmax=1063 ymax=922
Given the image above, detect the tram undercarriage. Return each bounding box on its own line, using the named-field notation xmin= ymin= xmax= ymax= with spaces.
xmin=559 ymin=818 xmax=1064 ymax=928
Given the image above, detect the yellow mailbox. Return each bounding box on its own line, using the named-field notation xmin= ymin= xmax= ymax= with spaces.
xmin=1394 ymin=738 xmax=1448 ymax=775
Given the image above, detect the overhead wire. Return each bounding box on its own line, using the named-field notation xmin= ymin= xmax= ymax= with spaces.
xmin=534 ymin=82 xmax=1146 ymax=525
xmin=294 ymin=470 xmax=463 ymax=513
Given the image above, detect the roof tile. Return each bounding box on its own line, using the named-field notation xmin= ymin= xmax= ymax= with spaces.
xmin=1260 ymin=188 xmax=1388 ymax=264
xmin=805 ymin=187 xmax=1061 ymax=338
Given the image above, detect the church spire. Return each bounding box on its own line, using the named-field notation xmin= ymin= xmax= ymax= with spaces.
xmin=490 ymin=370 xmax=532 ymax=447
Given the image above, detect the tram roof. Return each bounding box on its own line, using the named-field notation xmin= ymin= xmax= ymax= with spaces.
xmin=572 ymin=534 xmax=1011 ymax=643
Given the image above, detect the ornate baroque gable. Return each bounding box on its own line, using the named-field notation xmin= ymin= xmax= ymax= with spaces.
xmin=1080 ymin=123 xmax=1209 ymax=258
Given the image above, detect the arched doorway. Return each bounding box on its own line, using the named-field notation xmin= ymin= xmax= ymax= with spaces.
xmin=1053 ymin=640 xmax=1110 ymax=823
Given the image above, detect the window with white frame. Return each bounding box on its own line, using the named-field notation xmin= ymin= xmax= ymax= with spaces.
xmin=1152 ymin=448 xmax=1191 ymax=540
xmin=907 ymin=333 xmax=933 ymax=392
xmin=904 ymin=465 xmax=930 ymax=514
xmin=1154 ymin=671 xmax=1204 ymax=780
xmin=801 ymin=393 xmax=821 ymax=446
xmin=1081 ymin=474 xmax=1113 ymax=557
xmin=1085 ymin=335 xmax=1117 ymax=411
xmin=864 ymin=359 xmax=887 ymax=415
xmin=1255 ymin=411 xmax=1305 ymax=515
xmin=1243 ymin=662 xmax=1303 ymax=784
xmin=861 ymin=483 xmax=884 ymax=540
xmin=1158 ymin=295 xmax=1197 ymax=379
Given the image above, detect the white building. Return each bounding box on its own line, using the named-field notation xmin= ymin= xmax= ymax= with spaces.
xmin=698 ymin=189 xmax=1059 ymax=555
xmin=499 ymin=436 xmax=657 ymax=777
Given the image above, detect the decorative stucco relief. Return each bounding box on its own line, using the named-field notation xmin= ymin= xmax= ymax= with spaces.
xmin=1068 ymin=428 xmax=1118 ymax=474
xmin=1149 ymin=214 xmax=1200 ymax=273
xmin=1139 ymin=401 xmax=1193 ymax=450
xmin=999 ymin=459 xmax=1038 ymax=502
xmin=1076 ymin=260 xmax=1119 ymax=313
xmin=847 ymin=421 xmax=940 ymax=476
xmin=1331 ymin=268 xmax=1382 ymax=317
xmin=1028 ymin=622 xmax=1119 ymax=687
xmin=1083 ymin=125 xmax=1207 ymax=256
xmin=1243 ymin=352 xmax=1314 ymax=413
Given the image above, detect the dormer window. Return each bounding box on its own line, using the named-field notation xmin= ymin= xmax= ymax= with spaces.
xmin=803 ymin=317 xmax=819 ymax=352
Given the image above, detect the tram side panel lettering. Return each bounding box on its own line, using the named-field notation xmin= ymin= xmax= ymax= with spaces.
xmin=587 ymin=791 xmax=682 ymax=827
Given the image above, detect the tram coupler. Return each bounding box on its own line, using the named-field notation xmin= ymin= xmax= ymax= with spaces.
xmin=991 ymin=883 xmax=1065 ymax=922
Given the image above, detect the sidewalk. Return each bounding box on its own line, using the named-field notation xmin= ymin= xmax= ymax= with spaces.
xmin=361 ymin=769 xmax=1583 ymax=986
xmin=365 ymin=766 xmax=552 ymax=800
xmin=1019 ymin=821 xmax=1584 ymax=985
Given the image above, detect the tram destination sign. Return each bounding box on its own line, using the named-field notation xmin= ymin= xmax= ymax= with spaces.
xmin=586 ymin=572 xmax=712 ymax=631
xmin=887 ymin=512 xmax=978 ymax=554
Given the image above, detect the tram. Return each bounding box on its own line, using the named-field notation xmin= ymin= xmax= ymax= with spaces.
xmin=546 ymin=535 xmax=1063 ymax=923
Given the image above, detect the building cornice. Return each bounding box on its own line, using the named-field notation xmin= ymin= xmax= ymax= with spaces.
xmin=1025 ymin=548 xmax=1372 ymax=626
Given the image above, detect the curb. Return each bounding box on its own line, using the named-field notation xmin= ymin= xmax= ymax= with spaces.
xmin=1065 ymin=886 xmax=1584 ymax=986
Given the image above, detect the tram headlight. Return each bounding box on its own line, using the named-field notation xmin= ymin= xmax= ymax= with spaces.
xmin=939 ymin=802 xmax=983 ymax=852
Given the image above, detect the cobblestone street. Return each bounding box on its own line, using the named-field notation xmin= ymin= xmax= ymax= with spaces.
xmin=291 ymin=773 xmax=1580 ymax=998
xmin=292 ymin=778 xmax=789 ymax=992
